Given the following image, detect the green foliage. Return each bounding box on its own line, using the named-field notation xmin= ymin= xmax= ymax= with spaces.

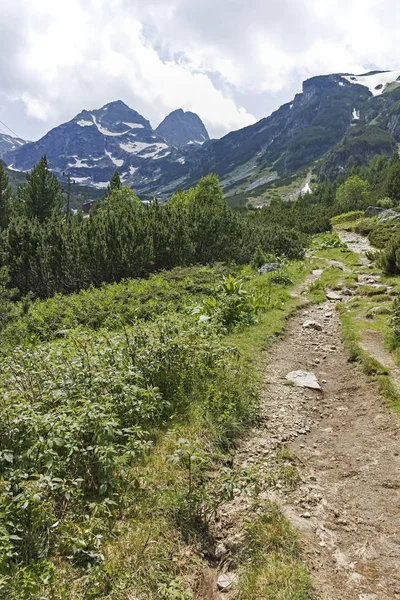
xmin=313 ymin=232 xmax=347 ymax=249
xmin=386 ymin=153 xmax=400 ymax=202
xmin=251 ymin=245 xmax=268 ymax=269
xmin=0 ymin=312 xmax=250 ymax=578
xmin=390 ymin=296 xmax=400 ymax=348
xmin=0 ymin=167 xmax=311 ymax=300
xmin=335 ymin=176 xmax=371 ymax=213
xmin=0 ymin=262 xmax=298 ymax=597
xmin=0 ymin=161 xmax=12 ymax=229
xmin=17 ymin=156 xmax=62 ymax=222
xmin=376 ymin=197 xmax=393 ymax=208
xmin=193 ymin=275 xmax=266 ymax=332
xmin=375 ymin=234 xmax=400 ymax=274
xmin=109 ymin=170 xmax=122 ymax=192
xmin=331 ymin=210 xmax=364 ymax=225
xmin=354 ymin=217 xmax=376 ymax=236
xmin=369 ymin=221 xmax=400 ymax=249
xmin=0 ymin=267 xmax=18 ymax=329
xmin=239 ymin=503 xmax=312 ymax=599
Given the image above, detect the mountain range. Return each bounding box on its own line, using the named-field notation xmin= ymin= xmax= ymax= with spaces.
xmin=4 ymin=69 xmax=400 ymax=201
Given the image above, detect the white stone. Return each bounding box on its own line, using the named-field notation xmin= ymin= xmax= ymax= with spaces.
xmin=286 ymin=371 xmax=321 ymax=390
xmin=326 ymin=291 xmax=342 ymax=301
xmin=302 ymin=320 xmax=323 ymax=331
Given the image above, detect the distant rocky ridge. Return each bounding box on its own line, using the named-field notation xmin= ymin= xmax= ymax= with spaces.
xmin=5 ymin=101 xmax=209 ymax=191
xmin=155 ymin=109 xmax=209 ymax=147
xmin=0 ymin=133 xmax=26 ymax=156
xmin=5 ymin=70 xmax=400 ymax=198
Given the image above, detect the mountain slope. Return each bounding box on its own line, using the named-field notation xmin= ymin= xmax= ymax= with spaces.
xmin=6 ymin=70 xmax=400 ymax=199
xmin=155 ymin=109 xmax=209 ymax=147
xmin=0 ymin=133 xmax=26 ymax=157
xmin=6 ymin=101 xmax=176 ymax=189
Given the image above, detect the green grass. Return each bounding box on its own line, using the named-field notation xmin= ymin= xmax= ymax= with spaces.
xmin=238 ymin=503 xmax=312 ymax=600
xmin=339 ymin=301 xmax=400 ymax=414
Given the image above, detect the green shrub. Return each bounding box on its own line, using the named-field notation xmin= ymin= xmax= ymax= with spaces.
xmin=369 ymin=221 xmax=400 ymax=249
xmin=375 ymin=234 xmax=400 ymax=274
xmin=354 ymin=217 xmax=376 ymax=236
xmin=331 ymin=210 xmax=364 ymax=225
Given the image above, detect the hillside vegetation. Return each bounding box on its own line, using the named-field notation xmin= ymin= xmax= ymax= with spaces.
xmin=1 ymin=148 xmax=400 ymax=598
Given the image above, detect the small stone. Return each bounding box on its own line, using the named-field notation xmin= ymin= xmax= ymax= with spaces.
xmin=302 ymin=512 xmax=311 ymax=519
xmin=321 ymin=379 xmax=327 ymax=384
xmin=217 ymin=573 xmax=238 ymax=592
xmin=302 ymin=320 xmax=323 ymax=331
xmin=342 ymin=288 xmax=353 ymax=296
xmin=215 ymin=543 xmax=228 ymax=560
xmin=326 ymin=291 xmax=342 ymax=301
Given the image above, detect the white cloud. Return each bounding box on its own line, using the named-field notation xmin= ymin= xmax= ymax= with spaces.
xmin=1 ymin=0 xmax=400 ymax=141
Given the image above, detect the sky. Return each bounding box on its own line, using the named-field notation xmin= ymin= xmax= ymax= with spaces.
xmin=0 ymin=0 xmax=400 ymax=142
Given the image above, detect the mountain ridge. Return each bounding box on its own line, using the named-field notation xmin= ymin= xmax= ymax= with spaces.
xmin=5 ymin=69 xmax=400 ymax=200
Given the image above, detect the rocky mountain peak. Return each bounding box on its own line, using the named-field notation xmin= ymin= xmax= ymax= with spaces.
xmin=156 ymin=109 xmax=209 ymax=147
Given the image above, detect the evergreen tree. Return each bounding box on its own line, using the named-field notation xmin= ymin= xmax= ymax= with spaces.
xmin=386 ymin=153 xmax=400 ymax=203
xmin=0 ymin=161 xmax=12 ymax=229
xmin=109 ymin=170 xmax=122 ymax=193
xmin=18 ymin=155 xmax=62 ymax=222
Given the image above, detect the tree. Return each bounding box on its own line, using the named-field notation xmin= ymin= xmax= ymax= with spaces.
xmin=335 ymin=175 xmax=371 ymax=213
xmin=0 ymin=161 xmax=12 ymax=229
xmin=18 ymin=155 xmax=62 ymax=222
xmin=386 ymin=153 xmax=400 ymax=203
xmin=109 ymin=170 xmax=122 ymax=193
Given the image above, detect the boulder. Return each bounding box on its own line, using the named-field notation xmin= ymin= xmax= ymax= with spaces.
xmin=259 ymin=263 xmax=284 ymax=274
xmin=376 ymin=209 xmax=400 ymax=222
xmin=365 ymin=206 xmax=384 ymax=218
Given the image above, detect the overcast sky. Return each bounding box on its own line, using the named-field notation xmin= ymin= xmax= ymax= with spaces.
xmin=1 ymin=0 xmax=399 ymax=142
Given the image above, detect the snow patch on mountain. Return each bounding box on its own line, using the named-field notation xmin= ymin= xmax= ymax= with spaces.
xmin=343 ymin=71 xmax=400 ymax=96
xmin=77 ymin=119 xmax=94 ymax=127
xmin=105 ymin=149 xmax=124 ymax=167
xmin=352 ymin=108 xmax=360 ymax=120
xmin=123 ymin=122 xmax=144 ymax=129
xmin=68 ymin=156 xmax=88 ymax=168
xmin=120 ymin=141 xmax=149 ymax=154
xmin=71 ymin=176 xmax=91 ymax=184
xmin=92 ymin=115 xmax=130 ymax=137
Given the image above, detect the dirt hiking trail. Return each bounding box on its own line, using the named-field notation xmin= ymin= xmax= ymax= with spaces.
xmin=207 ymin=232 xmax=400 ymax=600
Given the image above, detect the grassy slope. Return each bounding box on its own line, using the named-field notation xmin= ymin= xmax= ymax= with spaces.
xmin=1 ymin=262 xmax=313 ymax=600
